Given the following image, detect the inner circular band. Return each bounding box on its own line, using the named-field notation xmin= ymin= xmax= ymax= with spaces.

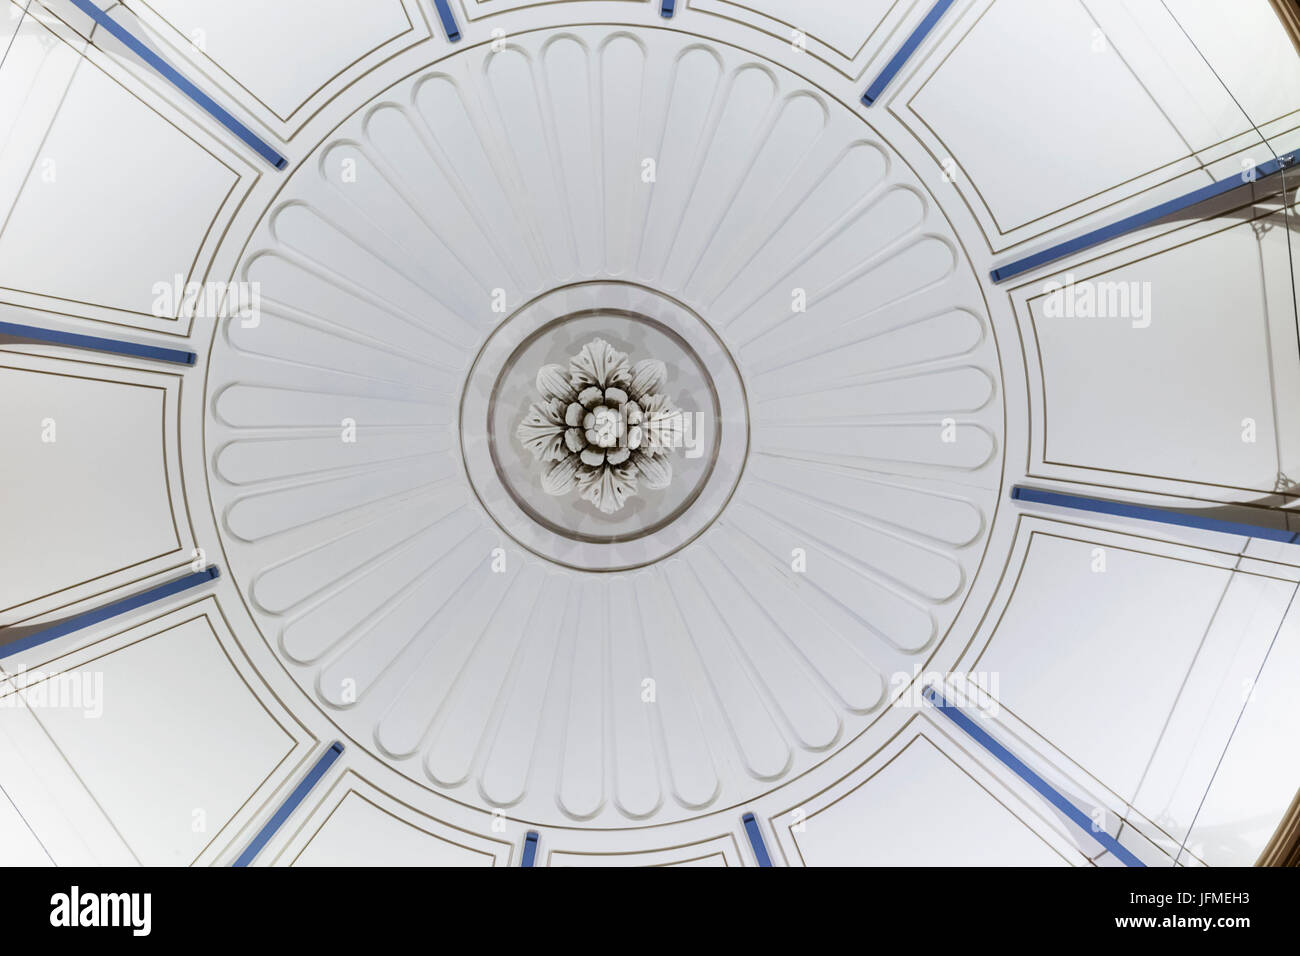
xmin=458 ymin=279 xmax=751 ymax=573
xmin=486 ymin=308 xmax=723 ymax=545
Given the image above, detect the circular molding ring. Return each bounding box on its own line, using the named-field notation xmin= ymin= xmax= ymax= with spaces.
xmin=461 ymin=280 xmax=749 ymax=571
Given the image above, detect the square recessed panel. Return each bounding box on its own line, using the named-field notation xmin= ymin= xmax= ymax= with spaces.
xmin=0 ymin=52 xmax=237 ymax=318
xmin=910 ymin=0 xmax=1190 ymax=232
xmin=724 ymin=0 xmax=901 ymax=58
xmin=1029 ymin=217 xmax=1287 ymax=492
xmin=1177 ymin=600 xmax=1300 ymax=866
xmin=30 ymin=617 xmax=295 ymax=865
xmin=0 ymin=366 xmax=178 ymax=613
xmin=976 ymin=534 xmax=1231 ymax=802
xmin=139 ymin=0 xmax=415 ymax=121
xmin=545 ymin=834 xmax=742 ymax=866
xmin=291 ymin=791 xmax=497 ymax=866
xmin=1126 ymin=569 xmax=1297 ymax=859
xmin=1164 ymin=0 xmax=1300 ymax=137
xmin=792 ymin=736 xmax=1070 ymax=866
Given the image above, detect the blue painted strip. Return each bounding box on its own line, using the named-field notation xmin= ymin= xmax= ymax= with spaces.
xmin=521 ymin=831 xmax=539 ymax=867
xmin=233 ymin=742 xmax=344 ymax=867
xmin=661 ymin=0 xmax=676 ymax=17
xmin=742 ymin=812 xmax=772 ymax=867
xmin=924 ymin=687 xmax=1145 ymax=867
xmin=861 ymin=0 xmax=956 ymax=106
xmin=65 ymin=0 xmax=286 ymax=169
xmin=992 ymin=151 xmax=1298 ymax=282
xmin=1012 ymin=486 xmax=1299 ymax=545
xmin=0 ymin=320 xmax=195 ymax=365
xmin=432 ymin=0 xmax=461 ymax=41
xmin=0 ymin=567 xmax=220 ymax=660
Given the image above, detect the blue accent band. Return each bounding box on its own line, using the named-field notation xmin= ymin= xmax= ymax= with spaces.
xmin=861 ymin=0 xmax=955 ymax=106
xmin=991 ymin=151 xmax=1298 ymax=282
xmin=661 ymin=0 xmax=676 ymax=17
xmin=1012 ymin=486 xmax=1299 ymax=545
xmin=0 ymin=567 xmax=220 ymax=660
xmin=431 ymin=0 xmax=461 ymax=41
xmin=521 ymin=831 xmax=539 ymax=867
xmin=233 ymin=742 xmax=344 ymax=867
xmin=742 ymin=812 xmax=772 ymax=867
xmin=924 ymin=687 xmax=1145 ymax=867
xmin=65 ymin=0 xmax=287 ymax=169
xmin=0 ymin=320 xmax=195 ymax=365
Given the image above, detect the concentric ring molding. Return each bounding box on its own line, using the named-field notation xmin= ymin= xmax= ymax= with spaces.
xmin=463 ymin=280 xmax=749 ymax=571
xmin=199 ymin=21 xmax=1006 ymax=832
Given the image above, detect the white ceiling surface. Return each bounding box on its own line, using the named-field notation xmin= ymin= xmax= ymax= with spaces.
xmin=0 ymin=0 xmax=1297 ymax=866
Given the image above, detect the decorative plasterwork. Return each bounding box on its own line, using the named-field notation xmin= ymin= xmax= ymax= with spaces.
xmin=517 ymin=338 xmax=677 ymax=514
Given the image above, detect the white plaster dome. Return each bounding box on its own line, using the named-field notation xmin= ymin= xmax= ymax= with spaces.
xmin=203 ymin=24 xmax=1003 ymax=828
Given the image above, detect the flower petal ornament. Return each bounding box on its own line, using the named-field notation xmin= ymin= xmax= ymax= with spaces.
xmin=517 ymin=338 xmax=678 ymax=513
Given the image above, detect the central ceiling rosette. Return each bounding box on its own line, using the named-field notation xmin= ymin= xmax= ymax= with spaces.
xmin=518 ymin=337 xmax=678 ymax=514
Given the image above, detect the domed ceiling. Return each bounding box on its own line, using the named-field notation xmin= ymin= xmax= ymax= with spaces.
xmin=1 ymin=0 xmax=1298 ymax=868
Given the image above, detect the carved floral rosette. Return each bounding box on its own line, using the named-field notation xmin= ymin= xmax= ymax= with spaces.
xmin=516 ymin=338 xmax=681 ymax=513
